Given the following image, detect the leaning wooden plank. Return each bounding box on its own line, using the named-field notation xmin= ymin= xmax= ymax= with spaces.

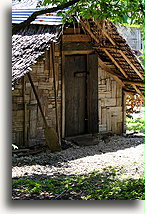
xmin=27 ymin=72 xmax=61 ymax=152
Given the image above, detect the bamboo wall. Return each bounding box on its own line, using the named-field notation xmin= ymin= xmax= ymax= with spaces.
xmin=12 ymin=41 xmax=125 ymax=147
xmin=12 ymin=44 xmax=62 ymax=147
xmin=98 ymin=65 xmax=124 ymax=134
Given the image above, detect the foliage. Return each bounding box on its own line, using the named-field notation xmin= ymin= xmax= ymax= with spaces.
xmin=138 ymin=49 xmax=144 ymax=61
xmin=12 ymin=167 xmax=144 ymax=200
xmin=126 ymin=117 xmax=144 ymax=132
xmin=126 ymin=94 xmax=144 ymax=114
xmin=37 ymin=0 xmax=144 ymax=26
xmin=126 ymin=94 xmax=144 ymax=132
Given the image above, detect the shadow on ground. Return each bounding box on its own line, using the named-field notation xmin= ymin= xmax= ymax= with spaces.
xmin=12 ymin=167 xmax=144 ymax=200
xmin=12 ymin=134 xmax=143 ymax=167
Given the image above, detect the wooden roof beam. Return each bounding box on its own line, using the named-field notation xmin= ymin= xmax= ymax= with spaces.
xmin=132 ymin=85 xmax=144 ymax=98
xmin=98 ymin=25 xmax=144 ymax=80
xmin=119 ymin=51 xmax=144 ymax=80
xmin=80 ymin=19 xmax=129 ymax=79
xmin=98 ymin=58 xmax=125 ymax=87
xmin=103 ymin=48 xmax=128 ymax=78
xmin=79 ymin=19 xmax=100 ymax=43
xmin=123 ymin=80 xmax=144 ymax=87
xmin=62 ymin=34 xmax=91 ymax=42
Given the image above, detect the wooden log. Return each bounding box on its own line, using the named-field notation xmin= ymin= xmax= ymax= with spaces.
xmin=105 ymin=98 xmax=116 ymax=106
xmin=106 ymin=108 xmax=111 ymax=131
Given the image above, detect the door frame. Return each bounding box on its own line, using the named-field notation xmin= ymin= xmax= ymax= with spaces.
xmin=61 ymin=50 xmax=98 ymax=138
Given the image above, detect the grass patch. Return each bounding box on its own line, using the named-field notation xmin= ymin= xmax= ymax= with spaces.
xmin=126 ymin=117 xmax=144 ymax=132
xmin=12 ymin=167 xmax=144 ymax=200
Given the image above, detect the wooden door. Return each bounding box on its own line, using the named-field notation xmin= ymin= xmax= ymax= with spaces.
xmin=64 ymin=54 xmax=98 ymax=137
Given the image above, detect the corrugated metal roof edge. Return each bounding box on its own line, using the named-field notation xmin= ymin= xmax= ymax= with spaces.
xmin=12 ymin=8 xmax=63 ymax=25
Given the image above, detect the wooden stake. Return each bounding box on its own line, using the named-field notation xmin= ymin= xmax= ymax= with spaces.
xmin=22 ymin=76 xmax=27 ymax=146
xmin=51 ymin=43 xmax=61 ymax=145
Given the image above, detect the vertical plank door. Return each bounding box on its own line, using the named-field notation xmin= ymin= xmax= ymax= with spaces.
xmin=64 ymin=53 xmax=98 ymax=137
xmin=65 ymin=55 xmax=87 ymax=136
xmin=87 ymin=54 xmax=99 ymax=133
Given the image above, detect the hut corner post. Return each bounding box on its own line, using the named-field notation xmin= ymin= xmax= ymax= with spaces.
xmin=51 ymin=42 xmax=61 ymax=145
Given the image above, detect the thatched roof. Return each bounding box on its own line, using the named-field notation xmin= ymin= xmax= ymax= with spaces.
xmin=12 ymin=4 xmax=144 ymax=96
xmin=12 ymin=25 xmax=62 ymax=84
xmin=80 ymin=19 xmax=144 ymax=96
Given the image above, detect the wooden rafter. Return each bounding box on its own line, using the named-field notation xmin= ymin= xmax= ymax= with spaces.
xmin=80 ymin=19 xmax=129 ymax=79
xmin=123 ymin=80 xmax=144 ymax=87
xmin=132 ymin=85 xmax=144 ymax=98
xmin=98 ymin=58 xmax=125 ymax=87
xmin=103 ymin=48 xmax=128 ymax=78
xmin=123 ymin=89 xmax=138 ymax=95
xmin=80 ymin=19 xmax=144 ymax=96
xmin=79 ymin=19 xmax=100 ymax=43
xmin=118 ymin=51 xmax=144 ymax=80
xmin=96 ymin=22 xmax=144 ymax=80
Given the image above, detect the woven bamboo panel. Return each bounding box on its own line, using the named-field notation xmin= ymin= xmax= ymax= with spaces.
xmin=12 ymin=46 xmax=62 ymax=147
xmin=98 ymin=67 xmax=124 ymax=134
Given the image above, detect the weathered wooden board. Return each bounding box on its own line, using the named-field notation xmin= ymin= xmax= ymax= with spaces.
xmin=64 ymin=54 xmax=87 ymax=136
xmin=87 ymin=53 xmax=99 ymax=133
xmin=62 ymin=42 xmax=92 ymax=51
xmin=63 ymin=28 xmax=81 ymax=34
xmin=62 ymin=34 xmax=91 ymax=42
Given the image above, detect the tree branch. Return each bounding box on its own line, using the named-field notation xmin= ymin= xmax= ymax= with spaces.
xmin=12 ymin=0 xmax=81 ymax=35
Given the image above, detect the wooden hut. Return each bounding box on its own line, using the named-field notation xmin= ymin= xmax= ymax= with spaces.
xmin=12 ymin=4 xmax=144 ymax=148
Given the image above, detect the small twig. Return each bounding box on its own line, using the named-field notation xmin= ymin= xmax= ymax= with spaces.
xmin=53 ymin=189 xmax=68 ymax=200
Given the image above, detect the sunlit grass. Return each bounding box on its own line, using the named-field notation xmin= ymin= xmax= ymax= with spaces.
xmin=126 ymin=117 xmax=144 ymax=132
xmin=12 ymin=167 xmax=144 ymax=200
